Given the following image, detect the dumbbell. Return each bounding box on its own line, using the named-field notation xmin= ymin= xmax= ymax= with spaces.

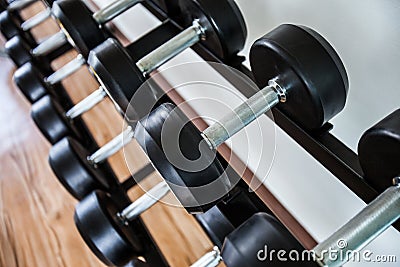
xmin=50 ymin=132 xmax=155 ymax=200
xmin=197 ymin=182 xmax=272 ymax=248
xmin=0 ymin=0 xmax=55 ymax=41
xmin=197 ymin=206 xmax=235 ymax=249
xmin=29 ymin=0 xmax=246 ymax=141
xmin=358 ymin=109 xmax=400 ymax=192
xmin=76 ymin=177 xmax=263 ymax=266
xmin=74 ymin=181 xmax=171 ymax=266
xmin=86 ymin=0 xmax=246 ymax=115
xmin=49 ymin=125 xmax=141 ymax=200
xmin=5 ymin=0 xmax=147 ymax=68
xmin=134 ymin=24 xmax=349 ymax=213
xmin=191 ymin=213 xmax=316 ymax=267
xmin=30 ymin=89 xmax=106 ymax=144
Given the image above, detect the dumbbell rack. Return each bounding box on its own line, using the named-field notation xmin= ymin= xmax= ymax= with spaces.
xmin=3 ymin=0 xmax=398 ymax=266
xmin=133 ymin=0 xmax=400 ymax=235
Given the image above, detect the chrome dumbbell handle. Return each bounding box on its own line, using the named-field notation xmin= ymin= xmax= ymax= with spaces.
xmin=31 ymin=30 xmax=68 ymax=57
xmin=87 ymin=126 xmax=134 ymax=165
xmin=45 ymin=54 xmax=86 ymax=85
xmin=118 ymin=181 xmax=170 ymax=223
xmin=92 ymin=0 xmax=142 ymax=25
xmin=136 ymin=20 xmax=206 ymax=76
xmin=313 ymin=178 xmax=400 ymax=267
xmin=202 ymin=80 xmax=285 ymax=150
xmin=65 ymin=86 xmax=107 ymax=119
xmin=20 ymin=7 xmax=51 ymax=31
xmin=190 ymin=246 xmax=222 ymax=267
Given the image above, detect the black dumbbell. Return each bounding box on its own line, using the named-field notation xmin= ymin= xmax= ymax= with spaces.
xmin=134 ymin=24 xmax=349 ymax=213
xmin=312 ymin=114 xmax=400 ymax=266
xmin=191 ymin=213 xmax=316 ymax=267
xmin=196 ymin=206 xmax=235 ymax=249
xmin=49 ymin=124 xmax=141 ymax=200
xmin=358 ymin=109 xmax=400 ymax=192
xmin=0 ymin=0 xmax=55 ymax=41
xmin=50 ymin=131 xmax=154 ymax=200
xmin=87 ymin=0 xmax=247 ymax=115
xmin=197 ymin=183 xmax=270 ymax=248
xmin=29 ymin=0 xmax=246 ymax=142
xmin=74 ymin=181 xmax=171 ymax=266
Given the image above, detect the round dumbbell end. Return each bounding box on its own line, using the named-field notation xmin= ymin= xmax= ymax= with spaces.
xmin=136 ymin=103 xmax=234 ymax=213
xmin=250 ymin=24 xmax=348 ymax=130
xmin=5 ymin=35 xmax=35 ymax=67
xmin=0 ymin=10 xmax=21 ymax=40
xmin=88 ymin=38 xmax=145 ymax=113
xmin=31 ymin=95 xmax=83 ymax=144
xmin=74 ymin=191 xmax=143 ymax=266
xmin=358 ymin=109 xmax=400 ymax=192
xmin=222 ymin=213 xmax=313 ymax=267
xmin=13 ymin=62 xmax=48 ymax=103
xmin=179 ymin=0 xmax=247 ymax=60
xmin=52 ymin=0 xmax=106 ymax=57
xmin=196 ymin=206 xmax=235 ymax=248
xmin=49 ymin=137 xmax=110 ymax=200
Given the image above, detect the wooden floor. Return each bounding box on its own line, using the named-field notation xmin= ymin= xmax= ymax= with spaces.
xmin=0 ymin=3 xmax=214 ymax=267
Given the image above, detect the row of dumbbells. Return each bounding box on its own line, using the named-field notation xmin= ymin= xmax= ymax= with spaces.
xmin=2 ymin=0 xmax=400 ymax=266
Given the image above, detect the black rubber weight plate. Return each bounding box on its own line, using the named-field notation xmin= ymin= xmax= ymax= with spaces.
xmin=13 ymin=62 xmax=48 ymax=103
xmin=179 ymin=0 xmax=247 ymax=60
xmin=358 ymin=109 xmax=400 ymax=192
xmin=5 ymin=35 xmax=35 ymax=67
xmin=52 ymin=0 xmax=106 ymax=57
xmin=88 ymin=38 xmax=145 ymax=115
xmin=135 ymin=103 xmax=235 ymax=213
xmin=223 ymin=213 xmax=318 ymax=267
xmin=31 ymin=95 xmax=85 ymax=144
xmin=74 ymin=191 xmax=143 ymax=266
xmin=250 ymin=24 xmax=349 ymax=130
xmin=49 ymin=137 xmax=110 ymax=199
